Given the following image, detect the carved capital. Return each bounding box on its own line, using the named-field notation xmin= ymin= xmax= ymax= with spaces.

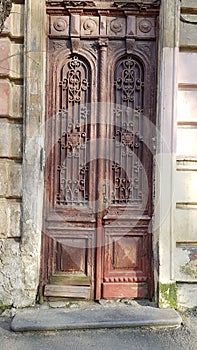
xmin=98 ymin=38 xmax=108 ymax=48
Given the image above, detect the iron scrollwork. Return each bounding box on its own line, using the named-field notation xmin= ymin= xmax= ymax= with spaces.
xmin=57 ymin=56 xmax=90 ymax=206
xmin=114 ymin=57 xmax=144 ymax=103
xmin=112 ymin=56 xmax=144 ymax=204
xmin=60 ymin=56 xmax=89 ymax=103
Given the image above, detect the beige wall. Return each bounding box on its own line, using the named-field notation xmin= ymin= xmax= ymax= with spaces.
xmin=174 ymin=0 xmax=197 ymax=309
xmin=157 ymin=0 xmax=197 ymax=310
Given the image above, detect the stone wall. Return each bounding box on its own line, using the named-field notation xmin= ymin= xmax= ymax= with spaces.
xmin=0 ymin=0 xmax=31 ymax=308
xmin=0 ymin=0 xmax=46 ymax=309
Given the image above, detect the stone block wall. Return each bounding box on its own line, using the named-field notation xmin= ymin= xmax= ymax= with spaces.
xmin=174 ymin=0 xmax=197 ymax=309
xmin=0 ymin=0 xmax=28 ymax=308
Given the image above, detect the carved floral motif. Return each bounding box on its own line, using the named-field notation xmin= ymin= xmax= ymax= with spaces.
xmin=53 ymin=17 xmax=67 ymax=31
xmin=121 ymin=131 xmax=134 ymax=147
xmin=65 ymin=132 xmax=86 ymax=149
xmin=113 ymin=1 xmax=160 ymax=9
xmin=139 ymin=19 xmax=152 ymax=33
xmin=110 ymin=19 xmax=122 ymax=33
xmin=83 ymin=18 xmax=97 ymax=32
xmin=62 ymin=1 xmax=95 ymax=7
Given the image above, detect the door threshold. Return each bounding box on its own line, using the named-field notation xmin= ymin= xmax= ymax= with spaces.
xmin=44 ymin=284 xmax=91 ymax=299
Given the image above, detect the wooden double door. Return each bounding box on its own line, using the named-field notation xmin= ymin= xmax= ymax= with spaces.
xmin=41 ymin=3 xmax=158 ymax=300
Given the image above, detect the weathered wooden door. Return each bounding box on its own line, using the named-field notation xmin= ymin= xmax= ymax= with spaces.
xmin=41 ymin=1 xmax=159 ymax=300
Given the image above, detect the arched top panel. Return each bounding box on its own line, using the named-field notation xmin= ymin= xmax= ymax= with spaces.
xmin=59 ymin=55 xmax=91 ymax=108
xmin=53 ymin=47 xmax=97 ymax=80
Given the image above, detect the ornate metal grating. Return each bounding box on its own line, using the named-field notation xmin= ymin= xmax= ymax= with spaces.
xmin=112 ymin=56 xmax=144 ymax=204
xmin=56 ymin=56 xmax=91 ymax=206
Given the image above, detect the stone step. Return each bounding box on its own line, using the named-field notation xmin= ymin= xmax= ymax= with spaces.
xmin=11 ymin=305 xmax=182 ymax=332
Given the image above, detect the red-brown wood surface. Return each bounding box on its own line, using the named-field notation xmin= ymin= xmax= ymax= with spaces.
xmin=41 ymin=1 xmax=159 ymax=300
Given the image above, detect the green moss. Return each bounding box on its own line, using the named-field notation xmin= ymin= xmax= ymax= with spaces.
xmin=36 ymin=285 xmax=44 ymax=305
xmin=0 ymin=304 xmax=12 ymax=310
xmin=38 ymin=293 xmax=44 ymax=305
xmin=159 ymin=283 xmax=177 ymax=309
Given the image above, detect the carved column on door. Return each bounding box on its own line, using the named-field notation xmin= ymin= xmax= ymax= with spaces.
xmin=96 ymin=38 xmax=108 ymax=300
xmin=97 ymin=38 xmax=108 ymax=214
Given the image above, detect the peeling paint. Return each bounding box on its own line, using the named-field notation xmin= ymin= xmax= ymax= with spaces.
xmin=181 ymin=249 xmax=197 ymax=279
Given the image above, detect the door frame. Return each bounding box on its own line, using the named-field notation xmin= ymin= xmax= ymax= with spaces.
xmin=21 ymin=0 xmax=180 ymax=305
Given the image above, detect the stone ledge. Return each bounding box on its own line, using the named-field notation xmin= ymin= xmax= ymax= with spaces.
xmin=181 ymin=0 xmax=197 ymax=13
